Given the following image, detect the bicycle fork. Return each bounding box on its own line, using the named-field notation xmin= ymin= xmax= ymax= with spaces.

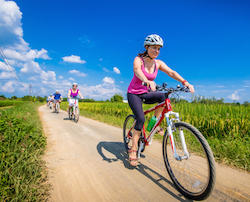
xmin=165 ymin=112 xmax=190 ymax=161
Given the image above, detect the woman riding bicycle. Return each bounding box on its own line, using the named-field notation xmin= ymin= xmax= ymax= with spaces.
xmin=67 ymin=82 xmax=84 ymax=112
xmin=127 ymin=34 xmax=195 ymax=166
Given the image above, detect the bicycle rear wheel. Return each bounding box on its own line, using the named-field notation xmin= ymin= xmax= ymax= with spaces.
xmin=123 ymin=114 xmax=136 ymax=153
xmin=162 ymin=122 xmax=216 ymax=200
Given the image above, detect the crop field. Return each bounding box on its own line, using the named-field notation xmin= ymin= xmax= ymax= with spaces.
xmin=61 ymin=102 xmax=250 ymax=171
xmin=0 ymin=101 xmax=48 ymax=201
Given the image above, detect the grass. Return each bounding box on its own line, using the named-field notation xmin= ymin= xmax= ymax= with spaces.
xmin=0 ymin=100 xmax=25 ymax=108
xmin=0 ymin=102 xmax=49 ymax=201
xmin=60 ymin=102 xmax=250 ymax=171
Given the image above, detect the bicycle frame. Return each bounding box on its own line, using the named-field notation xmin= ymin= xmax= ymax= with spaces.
xmin=71 ymin=98 xmax=78 ymax=115
xmin=130 ymin=97 xmax=190 ymax=160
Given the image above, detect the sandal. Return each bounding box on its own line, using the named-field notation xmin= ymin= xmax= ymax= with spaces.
xmin=157 ymin=127 xmax=164 ymax=136
xmin=128 ymin=149 xmax=138 ymax=166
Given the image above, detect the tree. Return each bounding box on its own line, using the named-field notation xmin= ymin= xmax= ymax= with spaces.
xmin=10 ymin=96 xmax=17 ymax=100
xmin=37 ymin=96 xmax=45 ymax=102
xmin=21 ymin=95 xmax=30 ymax=101
xmin=0 ymin=95 xmax=6 ymax=100
xmin=243 ymin=101 xmax=250 ymax=107
xmin=111 ymin=93 xmax=123 ymax=102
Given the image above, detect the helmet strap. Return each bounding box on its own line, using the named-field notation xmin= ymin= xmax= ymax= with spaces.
xmin=145 ymin=47 xmax=153 ymax=60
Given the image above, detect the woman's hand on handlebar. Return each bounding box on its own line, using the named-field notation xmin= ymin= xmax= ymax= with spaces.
xmin=184 ymin=82 xmax=195 ymax=93
xmin=144 ymin=80 xmax=156 ymax=91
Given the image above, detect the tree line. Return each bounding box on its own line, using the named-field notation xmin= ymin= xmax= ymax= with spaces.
xmin=1 ymin=93 xmax=249 ymax=106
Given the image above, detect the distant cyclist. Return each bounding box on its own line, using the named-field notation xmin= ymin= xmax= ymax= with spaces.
xmin=46 ymin=96 xmax=49 ymax=106
xmin=53 ymin=90 xmax=63 ymax=112
xmin=67 ymin=82 xmax=84 ymax=112
xmin=48 ymin=94 xmax=53 ymax=108
xmin=127 ymin=34 xmax=195 ymax=166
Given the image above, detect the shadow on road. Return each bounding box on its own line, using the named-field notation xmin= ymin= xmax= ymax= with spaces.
xmin=97 ymin=141 xmax=192 ymax=202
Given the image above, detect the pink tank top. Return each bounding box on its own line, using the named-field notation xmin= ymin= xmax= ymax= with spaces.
xmin=127 ymin=57 xmax=158 ymax=94
xmin=70 ymin=89 xmax=79 ymax=98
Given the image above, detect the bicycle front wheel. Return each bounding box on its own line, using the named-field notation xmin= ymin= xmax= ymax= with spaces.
xmin=75 ymin=107 xmax=79 ymax=123
xmin=163 ymin=122 xmax=216 ymax=200
xmin=68 ymin=108 xmax=72 ymax=120
xmin=57 ymin=103 xmax=60 ymax=113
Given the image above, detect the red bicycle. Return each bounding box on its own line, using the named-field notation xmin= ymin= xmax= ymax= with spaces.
xmin=123 ymin=83 xmax=216 ymax=200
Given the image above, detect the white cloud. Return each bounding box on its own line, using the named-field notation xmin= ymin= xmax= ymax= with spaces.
xmin=0 ymin=61 xmax=15 ymax=71
xmin=40 ymin=70 xmax=56 ymax=81
xmin=1 ymin=81 xmax=15 ymax=92
xmin=3 ymin=49 xmax=25 ymax=61
xmin=78 ymin=84 xmax=123 ymax=99
xmin=79 ymin=72 xmax=87 ymax=77
xmin=28 ymin=76 xmax=37 ymax=81
xmin=20 ymin=61 xmax=41 ymax=74
xmin=120 ymin=81 xmax=123 ymax=83
xmin=69 ymin=70 xmax=79 ymax=74
xmin=102 ymin=67 xmax=110 ymax=72
xmin=69 ymin=69 xmax=87 ymax=77
xmin=3 ymin=48 xmax=51 ymax=62
xmin=99 ymin=58 xmax=103 ymax=61
xmin=113 ymin=67 xmax=121 ymax=74
xmin=228 ymin=91 xmax=240 ymax=101
xmin=103 ymin=77 xmax=115 ymax=84
xmin=59 ymin=75 xmax=63 ymax=79
xmin=0 ymin=0 xmax=24 ymax=46
xmin=26 ymin=48 xmax=51 ymax=60
xmin=0 ymin=80 xmax=28 ymax=93
xmin=62 ymin=55 xmax=86 ymax=64
xmin=0 ymin=71 xmax=13 ymax=79
xmin=69 ymin=77 xmax=75 ymax=81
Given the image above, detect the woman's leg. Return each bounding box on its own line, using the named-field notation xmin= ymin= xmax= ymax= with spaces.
xmin=127 ymin=93 xmax=145 ymax=164
xmin=143 ymin=92 xmax=166 ymax=134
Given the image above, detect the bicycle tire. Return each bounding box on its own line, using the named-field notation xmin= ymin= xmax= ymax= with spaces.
xmin=57 ymin=103 xmax=60 ymax=114
xmin=123 ymin=114 xmax=136 ymax=153
xmin=75 ymin=107 xmax=79 ymax=123
xmin=162 ymin=121 xmax=216 ymax=200
xmin=68 ymin=109 xmax=72 ymax=120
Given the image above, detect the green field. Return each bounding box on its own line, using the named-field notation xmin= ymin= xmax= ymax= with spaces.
xmin=0 ymin=100 xmax=26 ymax=108
xmin=61 ymin=102 xmax=250 ymax=171
xmin=0 ymin=101 xmax=48 ymax=201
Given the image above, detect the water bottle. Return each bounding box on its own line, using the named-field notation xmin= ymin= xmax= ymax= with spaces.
xmin=147 ymin=116 xmax=157 ymax=132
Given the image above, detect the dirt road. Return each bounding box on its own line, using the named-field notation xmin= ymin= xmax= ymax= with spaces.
xmin=39 ymin=105 xmax=250 ymax=202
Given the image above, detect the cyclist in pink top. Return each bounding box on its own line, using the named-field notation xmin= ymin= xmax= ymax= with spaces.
xmin=127 ymin=34 xmax=195 ymax=166
xmin=67 ymin=82 xmax=84 ymax=112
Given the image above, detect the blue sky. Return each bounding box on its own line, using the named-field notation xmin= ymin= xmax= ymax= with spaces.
xmin=0 ymin=0 xmax=249 ymax=102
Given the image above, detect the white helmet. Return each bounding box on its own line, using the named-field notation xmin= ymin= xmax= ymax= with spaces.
xmin=72 ymin=82 xmax=78 ymax=86
xmin=56 ymin=90 xmax=59 ymax=93
xmin=144 ymin=34 xmax=164 ymax=47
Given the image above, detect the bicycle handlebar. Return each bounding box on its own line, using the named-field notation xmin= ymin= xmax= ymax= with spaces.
xmin=142 ymin=82 xmax=190 ymax=95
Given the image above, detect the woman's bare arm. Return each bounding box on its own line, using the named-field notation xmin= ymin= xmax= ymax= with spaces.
xmin=78 ymin=90 xmax=84 ymax=99
xmin=133 ymin=57 xmax=156 ymax=91
xmin=67 ymin=90 xmax=71 ymax=98
xmin=158 ymin=60 xmax=195 ymax=93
